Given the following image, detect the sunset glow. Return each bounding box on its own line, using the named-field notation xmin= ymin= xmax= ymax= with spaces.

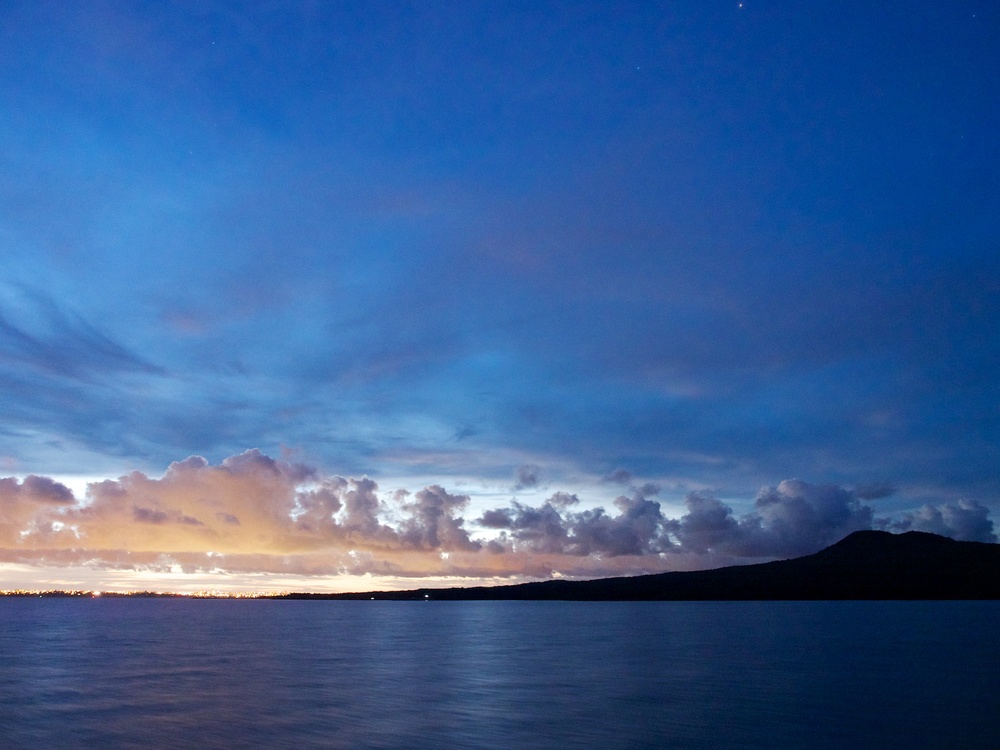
xmin=1 ymin=2 xmax=996 ymax=593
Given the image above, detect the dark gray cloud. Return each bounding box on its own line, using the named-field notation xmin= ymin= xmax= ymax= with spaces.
xmin=672 ymin=480 xmax=875 ymax=558
xmin=547 ymin=491 xmax=580 ymax=509
xmin=854 ymin=482 xmax=897 ymax=500
xmin=19 ymin=475 xmax=76 ymax=504
xmin=666 ymin=492 xmax=741 ymax=555
xmin=1 ymin=447 xmax=997 ymax=580
xmin=399 ymin=485 xmax=480 ymax=551
xmin=480 ymin=486 xmax=674 ymax=558
xmin=133 ymin=506 xmax=203 ymax=526
xmin=748 ymin=480 xmax=876 ymax=557
xmin=133 ymin=507 xmax=169 ymax=525
xmin=514 ymin=463 xmax=541 ymax=490
xmin=478 ymin=479 xmax=925 ymax=562
xmin=0 ymin=475 xmax=75 ymax=504
xmin=568 ymin=494 xmax=673 ymax=557
xmin=888 ymin=500 xmax=996 ymax=543
xmin=286 ymin=483 xmax=342 ymax=537
xmin=479 ymin=500 xmax=570 ymax=555
xmin=340 ymin=477 xmax=383 ymax=536
xmin=220 ymin=448 xmax=316 ymax=483
xmin=603 ymin=469 xmax=633 ymax=485
xmin=478 ymin=508 xmax=514 ymax=530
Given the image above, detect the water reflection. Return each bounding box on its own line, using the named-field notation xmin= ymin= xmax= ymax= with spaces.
xmin=0 ymin=600 xmax=996 ymax=749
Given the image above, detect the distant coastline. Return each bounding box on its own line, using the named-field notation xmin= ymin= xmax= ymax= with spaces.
xmin=3 ymin=531 xmax=997 ymax=601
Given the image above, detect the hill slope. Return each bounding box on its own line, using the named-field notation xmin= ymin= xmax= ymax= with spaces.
xmin=284 ymin=531 xmax=1000 ymax=601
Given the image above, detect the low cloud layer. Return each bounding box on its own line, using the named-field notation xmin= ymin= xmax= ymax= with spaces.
xmin=480 ymin=479 xmax=895 ymax=561
xmin=887 ymin=499 xmax=996 ymax=542
xmin=0 ymin=451 xmax=995 ymax=586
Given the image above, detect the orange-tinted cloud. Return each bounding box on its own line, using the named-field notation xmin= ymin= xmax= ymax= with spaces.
xmin=1 ymin=451 xmax=995 ymax=589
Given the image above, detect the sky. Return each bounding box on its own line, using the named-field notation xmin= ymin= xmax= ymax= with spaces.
xmin=0 ymin=0 xmax=997 ymax=593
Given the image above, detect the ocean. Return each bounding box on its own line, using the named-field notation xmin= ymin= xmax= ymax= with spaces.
xmin=0 ymin=599 xmax=996 ymax=749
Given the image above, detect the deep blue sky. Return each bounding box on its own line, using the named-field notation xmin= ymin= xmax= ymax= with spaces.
xmin=0 ymin=1 xmax=997 ymax=589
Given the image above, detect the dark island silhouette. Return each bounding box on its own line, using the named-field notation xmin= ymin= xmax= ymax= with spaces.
xmin=279 ymin=530 xmax=999 ymax=601
xmin=4 ymin=530 xmax=996 ymax=600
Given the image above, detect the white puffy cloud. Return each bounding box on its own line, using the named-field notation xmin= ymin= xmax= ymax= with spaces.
xmin=0 ymin=453 xmax=995 ymax=585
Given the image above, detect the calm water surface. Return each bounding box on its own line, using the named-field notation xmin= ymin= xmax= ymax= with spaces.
xmin=0 ymin=599 xmax=996 ymax=749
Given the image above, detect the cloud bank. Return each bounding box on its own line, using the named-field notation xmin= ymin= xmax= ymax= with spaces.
xmin=1 ymin=450 xmax=995 ymax=586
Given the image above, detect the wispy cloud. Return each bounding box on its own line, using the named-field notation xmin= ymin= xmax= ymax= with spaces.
xmin=1 ymin=2 xmax=998 ymax=587
xmin=0 ymin=287 xmax=159 ymax=381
